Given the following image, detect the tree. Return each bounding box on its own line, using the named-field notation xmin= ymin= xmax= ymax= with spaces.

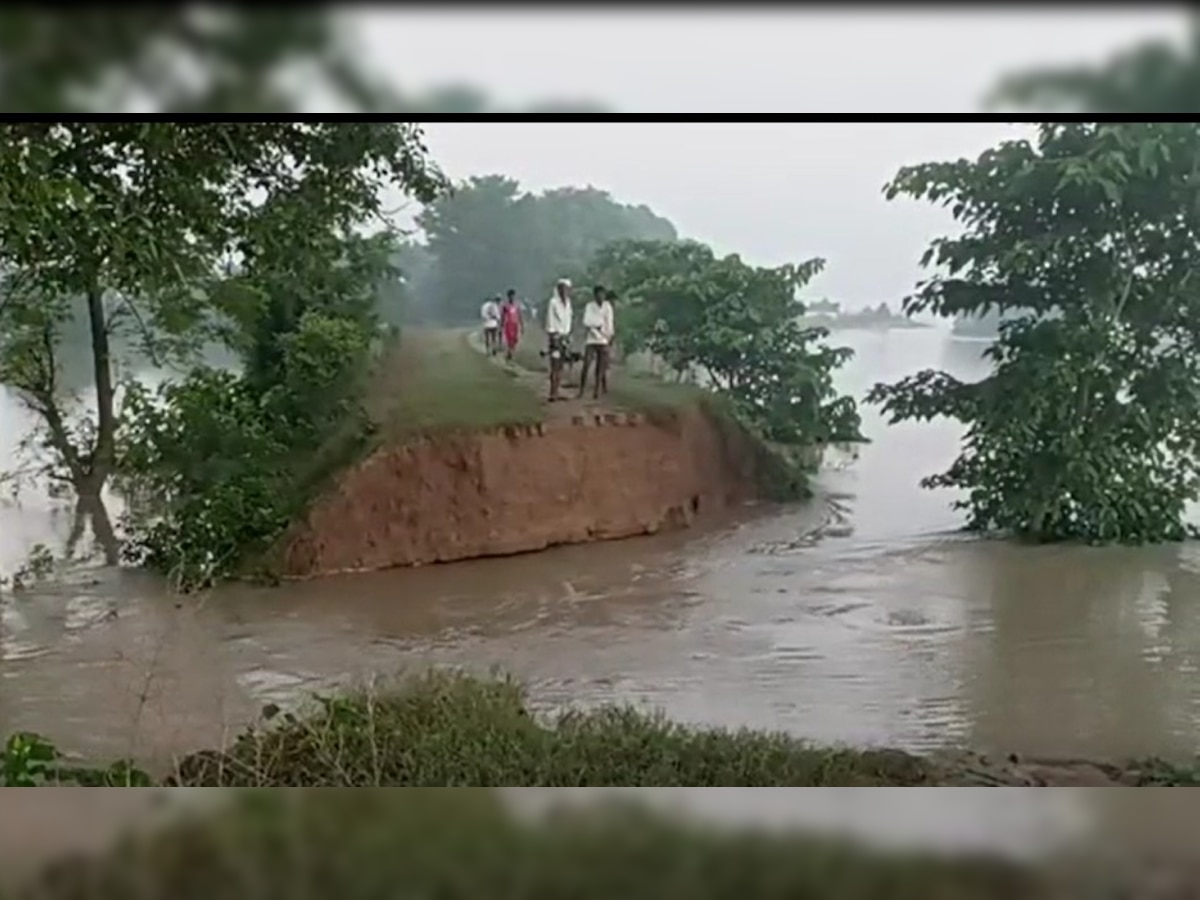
xmin=0 ymin=10 xmax=612 ymax=116
xmin=416 ymin=178 xmax=678 ymax=324
xmin=115 ymin=125 xmax=447 ymax=589
xmin=0 ymin=10 xmax=399 ymax=113
xmin=382 ymin=240 xmax=437 ymax=325
xmin=530 ymin=187 xmax=677 ymax=276
xmin=987 ymin=16 xmax=1200 ymax=114
xmin=587 ymin=239 xmax=720 ymax=363
xmin=867 ymin=123 xmax=1200 ymax=544
xmin=588 ymin=239 xmax=861 ymax=453
xmin=0 ymin=123 xmax=444 ymax=566
xmin=417 ymin=175 xmax=532 ymax=323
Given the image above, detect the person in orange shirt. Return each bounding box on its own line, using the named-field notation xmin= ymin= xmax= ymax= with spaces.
xmin=500 ymin=288 xmax=523 ymax=362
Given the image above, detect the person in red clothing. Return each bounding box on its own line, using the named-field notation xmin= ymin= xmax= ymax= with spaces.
xmin=500 ymin=288 xmax=523 ymax=362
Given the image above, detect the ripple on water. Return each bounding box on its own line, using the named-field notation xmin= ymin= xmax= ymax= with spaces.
xmin=0 ymin=603 xmax=50 ymax=662
xmin=236 ymin=668 xmax=329 ymax=708
xmin=768 ymin=644 xmax=826 ymax=663
xmin=0 ymin=640 xmax=53 ymax=663
xmin=63 ymin=594 xmax=118 ymax=632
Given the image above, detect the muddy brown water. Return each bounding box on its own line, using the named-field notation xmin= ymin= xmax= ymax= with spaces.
xmin=4 ymin=329 xmax=1200 ymax=861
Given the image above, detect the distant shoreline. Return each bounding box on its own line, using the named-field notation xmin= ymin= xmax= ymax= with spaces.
xmin=801 ymin=313 xmax=930 ymax=331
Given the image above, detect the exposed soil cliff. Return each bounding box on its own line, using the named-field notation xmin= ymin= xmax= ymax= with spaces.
xmin=281 ymin=406 xmax=768 ymax=578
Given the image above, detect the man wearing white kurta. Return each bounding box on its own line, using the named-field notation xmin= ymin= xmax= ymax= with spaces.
xmin=579 ymin=285 xmax=615 ymax=399
xmin=545 ymin=278 xmax=574 ymax=401
xmin=480 ymin=296 xmax=501 ymax=355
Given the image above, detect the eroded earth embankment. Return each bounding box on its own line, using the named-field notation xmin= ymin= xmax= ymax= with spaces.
xmin=282 ymin=406 xmax=765 ymax=577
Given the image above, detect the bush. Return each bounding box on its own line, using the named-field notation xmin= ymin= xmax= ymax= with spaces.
xmin=1 ymin=732 xmax=151 ymax=787
xmin=8 ymin=671 xmax=1200 ymax=789
xmin=14 ymin=790 xmax=1045 ymax=900
xmin=164 ymin=671 xmax=934 ymax=787
xmin=117 ymin=311 xmax=377 ymax=590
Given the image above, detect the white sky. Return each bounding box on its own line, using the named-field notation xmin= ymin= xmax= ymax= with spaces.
xmin=347 ymin=9 xmax=1188 ymax=307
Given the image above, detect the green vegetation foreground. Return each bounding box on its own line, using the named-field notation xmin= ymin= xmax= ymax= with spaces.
xmin=4 ymin=671 xmax=1199 ymax=787
xmin=6 ymin=790 xmax=1076 ymax=900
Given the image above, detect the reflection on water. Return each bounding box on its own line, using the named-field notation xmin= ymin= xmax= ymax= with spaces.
xmin=3 ymin=327 xmax=1200 ymax=774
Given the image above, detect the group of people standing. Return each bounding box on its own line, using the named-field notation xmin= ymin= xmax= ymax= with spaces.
xmin=479 ymin=278 xmax=617 ymax=402
xmin=480 ymin=289 xmax=525 ymax=362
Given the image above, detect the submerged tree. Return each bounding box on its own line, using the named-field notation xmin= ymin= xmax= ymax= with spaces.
xmin=113 ymin=125 xmax=445 ymax=589
xmin=0 ymin=123 xmax=444 ymax=567
xmin=590 ymin=239 xmax=861 ymax=454
xmin=867 ymin=123 xmax=1200 ymax=544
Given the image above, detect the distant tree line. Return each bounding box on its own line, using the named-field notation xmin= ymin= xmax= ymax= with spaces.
xmin=388 ymin=175 xmax=678 ymax=326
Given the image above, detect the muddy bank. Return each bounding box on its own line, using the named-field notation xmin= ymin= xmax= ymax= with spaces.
xmin=281 ymin=405 xmax=770 ymax=578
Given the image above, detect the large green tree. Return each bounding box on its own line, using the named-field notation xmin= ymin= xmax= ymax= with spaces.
xmin=0 ymin=123 xmax=444 ymax=565
xmin=590 ymin=239 xmax=861 ymax=454
xmin=416 ymin=175 xmax=533 ymax=322
xmin=586 ymin=239 xmax=720 ymax=363
xmin=415 ymin=178 xmax=678 ymax=324
xmin=867 ymin=123 xmax=1200 ymax=544
xmin=116 ymin=125 xmax=446 ymax=589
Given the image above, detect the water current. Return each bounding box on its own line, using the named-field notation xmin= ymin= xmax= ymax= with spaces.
xmin=3 ymin=327 xmax=1200 ymax=862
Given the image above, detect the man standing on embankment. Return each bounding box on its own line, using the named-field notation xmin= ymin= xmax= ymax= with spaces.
xmin=545 ymin=278 xmax=573 ymax=402
xmin=480 ymin=296 xmax=501 ymax=355
xmin=579 ymin=285 xmax=615 ymax=400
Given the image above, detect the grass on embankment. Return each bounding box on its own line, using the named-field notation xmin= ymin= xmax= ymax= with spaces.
xmin=366 ymin=328 xmax=545 ymax=439
xmin=9 ymin=671 xmax=1200 ymax=788
xmin=13 ymin=790 xmax=1049 ymax=900
xmin=365 ymin=323 xmax=718 ymax=438
xmin=165 ymin=670 xmax=935 ymax=787
xmin=511 ymin=320 xmax=710 ymax=419
xmin=159 ymin=672 xmax=1200 ymax=788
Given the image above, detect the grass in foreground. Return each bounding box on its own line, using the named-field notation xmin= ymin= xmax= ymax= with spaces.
xmin=366 ymin=328 xmax=545 ymax=439
xmin=168 ymin=670 xmax=935 ymax=787
xmin=8 ymin=671 xmax=1200 ymax=787
xmin=13 ymin=790 xmax=1054 ymax=900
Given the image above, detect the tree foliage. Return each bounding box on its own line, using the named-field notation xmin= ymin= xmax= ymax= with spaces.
xmin=0 ymin=10 xmax=610 ymax=116
xmin=397 ymin=82 xmax=610 ymax=115
xmin=0 ymin=122 xmax=444 ymax=578
xmin=0 ymin=9 xmax=396 ymax=113
xmin=110 ymin=125 xmax=446 ymax=588
xmin=118 ymin=311 xmax=376 ymax=589
xmin=587 ymin=239 xmax=861 ymax=452
xmin=867 ymin=123 xmax=1200 ymax=544
xmin=410 ymin=177 xmax=678 ymax=325
xmin=987 ymin=16 xmax=1200 ymax=114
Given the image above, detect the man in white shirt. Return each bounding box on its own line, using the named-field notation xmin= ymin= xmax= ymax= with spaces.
xmin=579 ymin=285 xmax=615 ymax=400
xmin=545 ymin=278 xmax=574 ymax=401
xmin=480 ymin=296 xmax=501 ymax=355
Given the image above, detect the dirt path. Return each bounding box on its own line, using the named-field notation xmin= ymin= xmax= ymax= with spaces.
xmin=467 ymin=328 xmax=618 ymax=423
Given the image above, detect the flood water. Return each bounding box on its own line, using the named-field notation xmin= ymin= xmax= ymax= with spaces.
xmin=4 ymin=327 xmax=1200 ymax=774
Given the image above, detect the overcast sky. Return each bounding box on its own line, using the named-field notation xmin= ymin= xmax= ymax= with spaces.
xmin=348 ymin=9 xmax=1187 ymax=308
